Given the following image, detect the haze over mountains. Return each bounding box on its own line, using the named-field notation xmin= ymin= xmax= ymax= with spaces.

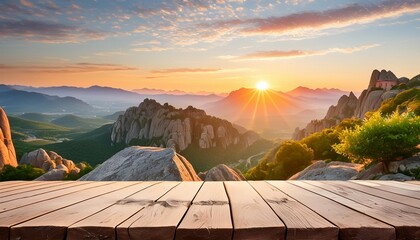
xmin=11 ymin=85 xmax=223 ymax=113
xmin=1 ymin=83 xmax=348 ymax=138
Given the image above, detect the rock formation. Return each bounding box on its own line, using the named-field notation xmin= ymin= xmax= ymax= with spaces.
xmin=0 ymin=107 xmax=17 ymax=170
xmin=79 ymin=146 xmax=201 ymax=181
xmin=293 ymin=92 xmax=358 ymax=139
xmin=289 ymin=160 xmax=363 ymax=180
xmin=293 ymin=69 xmax=407 ymax=140
xmin=111 ymin=99 xmax=260 ymax=152
xmin=20 ymin=148 xmax=80 ymax=180
xmin=198 ymin=164 xmax=245 ymax=181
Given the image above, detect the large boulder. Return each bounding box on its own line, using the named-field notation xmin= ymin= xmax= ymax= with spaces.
xmin=79 ymin=146 xmax=201 ymax=181
xmin=289 ymin=160 xmax=363 ymax=180
xmin=35 ymin=169 xmax=67 ymax=181
xmin=0 ymin=107 xmax=17 ymax=170
xmin=198 ymin=164 xmax=245 ymax=181
xmin=21 ymin=149 xmax=80 ymax=180
xmin=20 ymin=148 xmax=51 ymax=168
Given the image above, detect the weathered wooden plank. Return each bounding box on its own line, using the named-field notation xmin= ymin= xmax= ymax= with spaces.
xmin=250 ymin=181 xmax=338 ymax=240
xmin=225 ymin=181 xmax=285 ymax=240
xmin=0 ymin=181 xmax=93 ymax=212
xmin=302 ymin=181 xmax=420 ymax=240
xmin=336 ymin=181 xmax=420 ymax=209
xmin=0 ymin=181 xmax=28 ymax=190
xmin=176 ymin=182 xmax=232 ymax=240
xmin=269 ymin=181 xmax=395 ymax=240
xmin=67 ymin=182 xmax=177 ymax=240
xmin=407 ymin=181 xmax=420 ymax=186
xmin=0 ymin=180 xmax=54 ymax=194
xmin=0 ymin=181 xmax=81 ymax=204
xmin=11 ymin=182 xmax=154 ymax=240
xmin=0 ymin=181 xmax=116 ymax=240
xmin=375 ymin=181 xmax=420 ymax=191
xmin=352 ymin=180 xmax=420 ymax=199
xmin=0 ymin=181 xmax=73 ymax=200
xmin=117 ymin=181 xmax=203 ymax=240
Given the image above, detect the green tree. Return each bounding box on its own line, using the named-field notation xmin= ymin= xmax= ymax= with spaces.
xmin=0 ymin=165 xmax=44 ymax=181
xmin=246 ymin=140 xmax=313 ymax=180
xmin=333 ymin=112 xmax=420 ymax=166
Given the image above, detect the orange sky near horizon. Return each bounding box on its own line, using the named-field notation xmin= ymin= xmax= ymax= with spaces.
xmin=0 ymin=0 xmax=419 ymax=94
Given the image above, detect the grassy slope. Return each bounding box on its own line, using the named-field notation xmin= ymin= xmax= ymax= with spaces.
xmin=45 ymin=124 xmax=125 ymax=166
xmin=51 ymin=114 xmax=112 ymax=130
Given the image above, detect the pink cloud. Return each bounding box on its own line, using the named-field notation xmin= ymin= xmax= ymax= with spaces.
xmin=234 ymin=44 xmax=380 ymax=60
xmin=237 ymin=0 xmax=420 ymax=35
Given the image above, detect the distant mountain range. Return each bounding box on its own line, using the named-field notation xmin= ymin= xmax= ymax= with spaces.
xmin=11 ymin=85 xmax=224 ymax=112
xmin=204 ymin=87 xmax=349 ymax=138
xmin=0 ymin=88 xmax=94 ymax=114
xmin=1 ymin=84 xmax=348 ymax=137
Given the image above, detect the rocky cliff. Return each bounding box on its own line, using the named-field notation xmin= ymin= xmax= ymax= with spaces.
xmin=111 ymin=99 xmax=260 ymax=151
xmin=79 ymin=146 xmax=201 ymax=181
xmin=293 ymin=92 xmax=358 ymax=139
xmin=0 ymin=107 xmax=17 ymax=170
xmin=293 ymin=69 xmax=408 ymax=140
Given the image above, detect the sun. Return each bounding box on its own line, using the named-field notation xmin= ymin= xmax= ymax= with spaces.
xmin=256 ymin=81 xmax=269 ymax=91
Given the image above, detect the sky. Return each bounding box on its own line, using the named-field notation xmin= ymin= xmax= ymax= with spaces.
xmin=0 ymin=0 xmax=419 ymax=94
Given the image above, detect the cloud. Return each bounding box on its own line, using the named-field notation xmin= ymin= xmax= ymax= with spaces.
xmin=20 ymin=0 xmax=33 ymax=8
xmin=233 ymin=44 xmax=380 ymax=60
xmin=151 ymin=68 xmax=221 ymax=74
xmin=0 ymin=63 xmax=137 ymax=73
xmin=231 ymin=0 xmax=420 ymax=35
xmin=131 ymin=47 xmax=170 ymax=52
xmin=95 ymin=51 xmax=129 ymax=56
xmin=0 ymin=19 xmax=108 ymax=43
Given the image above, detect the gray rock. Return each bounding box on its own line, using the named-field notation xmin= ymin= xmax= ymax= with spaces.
xmin=0 ymin=107 xmax=17 ymax=170
xmin=79 ymin=146 xmax=201 ymax=181
xmin=111 ymin=99 xmax=259 ymax=152
xmin=388 ymin=156 xmax=420 ymax=174
xmin=354 ymin=162 xmax=386 ymax=180
xmin=378 ymin=173 xmax=414 ymax=181
xmin=35 ymin=169 xmax=67 ymax=181
xmin=20 ymin=148 xmax=51 ymax=168
xmin=199 ymin=164 xmax=245 ymax=181
xmin=289 ymin=160 xmax=363 ymax=180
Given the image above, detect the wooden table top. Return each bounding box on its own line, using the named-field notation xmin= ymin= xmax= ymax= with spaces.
xmin=0 ymin=180 xmax=419 ymax=240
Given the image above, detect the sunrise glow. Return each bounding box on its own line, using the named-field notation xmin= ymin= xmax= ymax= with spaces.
xmin=256 ymin=81 xmax=269 ymax=91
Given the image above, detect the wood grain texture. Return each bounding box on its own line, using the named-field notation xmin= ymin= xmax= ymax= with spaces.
xmin=270 ymin=181 xmax=395 ymax=240
xmin=0 ymin=181 xmax=84 ymax=204
xmin=68 ymin=181 xmax=177 ymax=240
xmin=118 ymin=181 xmax=203 ymax=240
xmin=0 ymin=181 xmax=93 ymax=212
xmin=303 ymin=181 xmax=420 ymax=240
xmin=250 ymin=181 xmax=338 ymax=240
xmin=406 ymin=181 xmax=420 ymax=186
xmin=0 ymin=182 xmax=115 ymax=240
xmin=225 ymin=181 xmax=285 ymax=240
xmin=334 ymin=181 xmax=420 ymax=209
xmin=352 ymin=180 xmax=420 ymax=199
xmin=176 ymin=182 xmax=232 ymax=240
xmin=11 ymin=182 xmax=153 ymax=240
xmin=0 ymin=181 xmax=62 ymax=199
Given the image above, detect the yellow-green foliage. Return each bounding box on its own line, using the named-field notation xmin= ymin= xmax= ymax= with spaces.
xmin=0 ymin=165 xmax=44 ymax=181
xmin=333 ymin=112 xmax=420 ymax=165
xmin=246 ymin=140 xmax=313 ymax=180
xmin=379 ymin=88 xmax=420 ymax=116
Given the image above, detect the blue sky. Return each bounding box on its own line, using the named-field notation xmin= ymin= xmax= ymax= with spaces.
xmin=0 ymin=0 xmax=419 ymax=93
